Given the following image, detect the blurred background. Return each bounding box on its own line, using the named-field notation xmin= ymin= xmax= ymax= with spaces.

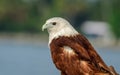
xmin=0 ymin=0 xmax=120 ymax=75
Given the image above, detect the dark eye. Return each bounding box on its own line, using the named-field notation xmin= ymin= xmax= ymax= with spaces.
xmin=52 ymin=22 xmax=56 ymax=25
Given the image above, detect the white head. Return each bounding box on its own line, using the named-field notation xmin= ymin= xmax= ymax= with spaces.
xmin=42 ymin=17 xmax=78 ymax=44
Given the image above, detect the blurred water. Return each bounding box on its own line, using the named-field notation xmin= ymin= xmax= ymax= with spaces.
xmin=0 ymin=39 xmax=119 ymax=75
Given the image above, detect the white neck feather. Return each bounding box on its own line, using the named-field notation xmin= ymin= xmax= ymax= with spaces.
xmin=48 ymin=25 xmax=79 ymax=44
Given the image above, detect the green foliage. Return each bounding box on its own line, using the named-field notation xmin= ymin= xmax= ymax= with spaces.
xmin=109 ymin=0 xmax=120 ymax=39
xmin=0 ymin=0 xmax=41 ymax=32
xmin=0 ymin=0 xmax=119 ymax=39
xmin=0 ymin=0 xmax=87 ymax=33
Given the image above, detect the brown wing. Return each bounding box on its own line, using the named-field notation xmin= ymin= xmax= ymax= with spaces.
xmin=54 ymin=34 xmax=110 ymax=73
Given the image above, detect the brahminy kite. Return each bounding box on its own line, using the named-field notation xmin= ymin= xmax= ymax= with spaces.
xmin=42 ymin=17 xmax=118 ymax=75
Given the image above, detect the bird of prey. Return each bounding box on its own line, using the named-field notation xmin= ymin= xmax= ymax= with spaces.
xmin=42 ymin=17 xmax=118 ymax=75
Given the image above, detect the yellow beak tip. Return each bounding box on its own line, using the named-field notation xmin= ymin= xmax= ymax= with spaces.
xmin=42 ymin=24 xmax=46 ymax=31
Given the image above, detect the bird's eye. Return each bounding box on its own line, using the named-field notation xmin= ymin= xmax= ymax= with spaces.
xmin=52 ymin=22 xmax=56 ymax=25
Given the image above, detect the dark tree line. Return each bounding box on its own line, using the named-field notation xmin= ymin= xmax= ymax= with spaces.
xmin=0 ymin=0 xmax=119 ymax=39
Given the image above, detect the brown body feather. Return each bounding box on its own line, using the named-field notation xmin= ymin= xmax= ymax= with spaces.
xmin=50 ymin=34 xmax=117 ymax=75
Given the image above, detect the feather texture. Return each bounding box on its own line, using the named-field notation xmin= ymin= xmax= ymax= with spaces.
xmin=50 ymin=34 xmax=114 ymax=75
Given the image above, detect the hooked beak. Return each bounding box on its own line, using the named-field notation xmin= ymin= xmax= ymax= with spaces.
xmin=42 ymin=23 xmax=48 ymax=31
